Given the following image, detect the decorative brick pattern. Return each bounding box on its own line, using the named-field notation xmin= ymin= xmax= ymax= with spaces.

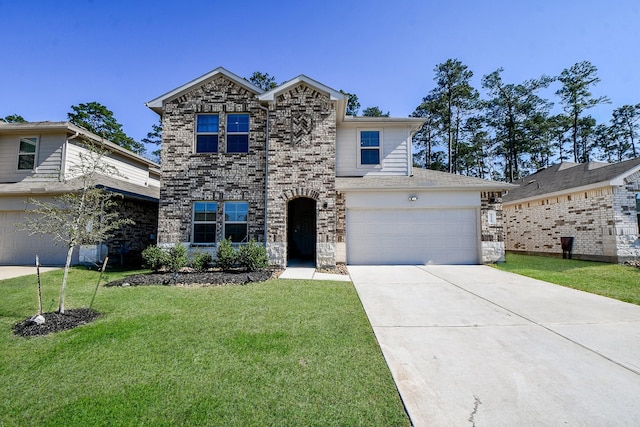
xmin=504 ymin=185 xmax=640 ymax=262
xmin=266 ymin=83 xmax=337 ymax=268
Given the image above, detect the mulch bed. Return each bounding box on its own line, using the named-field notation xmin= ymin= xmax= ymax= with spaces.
xmin=13 ymin=308 xmax=100 ymax=338
xmin=105 ymin=269 xmax=277 ymax=287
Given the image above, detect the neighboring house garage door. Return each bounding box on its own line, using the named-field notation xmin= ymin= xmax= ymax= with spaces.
xmin=347 ymin=208 xmax=479 ymax=265
xmin=0 ymin=212 xmax=71 ymax=266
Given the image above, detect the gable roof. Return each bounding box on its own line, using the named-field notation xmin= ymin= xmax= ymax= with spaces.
xmin=336 ymin=168 xmax=515 ymax=192
xmin=258 ymin=74 xmax=344 ymax=102
xmin=503 ymin=158 xmax=640 ymax=203
xmin=258 ymin=74 xmax=347 ymax=120
xmin=145 ymin=67 xmax=264 ymax=114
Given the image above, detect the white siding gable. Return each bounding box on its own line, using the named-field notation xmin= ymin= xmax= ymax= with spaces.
xmin=336 ymin=123 xmax=412 ymax=176
xmin=65 ymin=142 xmax=153 ymax=187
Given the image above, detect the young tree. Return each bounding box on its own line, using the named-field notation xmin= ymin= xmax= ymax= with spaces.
xmin=1 ymin=114 xmax=27 ymax=123
xmin=20 ymin=143 xmax=134 ymax=313
xmin=431 ymin=59 xmax=479 ymax=174
xmin=142 ymin=118 xmax=162 ymax=163
xmin=556 ymin=61 xmax=609 ymax=163
xmin=362 ymin=106 xmax=390 ymax=117
xmin=247 ymin=71 xmax=278 ymax=91
xmin=481 ymin=68 xmax=553 ymax=181
xmin=68 ymin=102 xmax=145 ymax=155
xmin=340 ymin=90 xmax=361 ymax=116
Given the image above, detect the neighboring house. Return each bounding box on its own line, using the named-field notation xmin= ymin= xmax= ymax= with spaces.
xmin=0 ymin=121 xmax=160 ymax=266
xmin=146 ymin=67 xmax=512 ymax=268
xmin=503 ymin=159 xmax=640 ymax=263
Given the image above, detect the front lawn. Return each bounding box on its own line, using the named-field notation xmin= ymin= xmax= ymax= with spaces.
xmin=0 ymin=268 xmax=410 ymax=426
xmin=494 ymin=253 xmax=640 ymax=305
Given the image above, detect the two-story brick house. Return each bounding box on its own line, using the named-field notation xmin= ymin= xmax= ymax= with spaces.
xmin=0 ymin=121 xmax=159 ymax=266
xmin=147 ymin=67 xmax=511 ymax=268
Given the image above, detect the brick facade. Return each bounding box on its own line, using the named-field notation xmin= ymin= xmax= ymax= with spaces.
xmin=158 ymin=76 xmax=267 ymax=246
xmin=265 ymin=84 xmax=337 ymax=268
xmin=504 ymin=184 xmax=640 ymax=262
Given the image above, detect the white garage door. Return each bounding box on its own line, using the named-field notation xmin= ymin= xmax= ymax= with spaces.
xmin=347 ymin=208 xmax=479 ymax=265
xmin=0 ymin=212 xmax=72 ymax=266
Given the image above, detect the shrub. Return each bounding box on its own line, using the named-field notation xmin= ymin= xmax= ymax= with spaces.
xmin=142 ymin=245 xmax=168 ymax=272
xmin=166 ymin=243 xmax=189 ymax=273
xmin=238 ymin=240 xmax=269 ymax=271
xmin=191 ymin=251 xmax=213 ymax=272
xmin=216 ymin=238 xmax=237 ymax=271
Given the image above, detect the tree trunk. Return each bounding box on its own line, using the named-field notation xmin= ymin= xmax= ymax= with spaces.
xmin=58 ymin=245 xmax=75 ymax=314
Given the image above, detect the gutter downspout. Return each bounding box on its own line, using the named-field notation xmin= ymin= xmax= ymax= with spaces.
xmin=259 ymin=104 xmax=270 ymax=246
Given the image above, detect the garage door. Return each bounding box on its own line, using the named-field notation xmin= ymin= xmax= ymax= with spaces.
xmin=347 ymin=208 xmax=478 ymax=265
xmin=0 ymin=212 xmax=72 ymax=266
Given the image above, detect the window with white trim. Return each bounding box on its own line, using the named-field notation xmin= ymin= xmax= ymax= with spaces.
xmin=224 ymin=201 xmax=248 ymax=242
xmin=195 ymin=114 xmax=219 ymax=153
xmin=359 ymin=130 xmax=381 ymax=166
xmin=193 ymin=201 xmax=218 ymax=243
xmin=226 ymin=113 xmax=249 ymax=153
xmin=18 ymin=137 xmax=37 ymax=170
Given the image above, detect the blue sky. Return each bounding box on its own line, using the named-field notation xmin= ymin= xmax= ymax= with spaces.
xmin=2 ymin=0 xmax=639 ymax=154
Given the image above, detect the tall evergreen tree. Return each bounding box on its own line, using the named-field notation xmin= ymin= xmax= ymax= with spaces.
xmin=556 ymin=61 xmax=609 ymax=163
xmin=362 ymin=106 xmax=390 ymax=117
xmin=430 ymin=59 xmax=479 ymax=173
xmin=411 ymin=94 xmax=442 ymax=169
xmin=68 ymin=102 xmax=145 ymax=155
xmin=340 ymin=90 xmax=361 ymax=116
xmin=1 ymin=114 xmax=27 ymax=123
xmin=142 ymin=118 xmax=162 ymax=163
xmin=247 ymin=71 xmax=278 ymax=91
xmin=610 ymin=103 xmax=640 ymax=159
xmin=481 ymin=68 xmax=553 ymax=181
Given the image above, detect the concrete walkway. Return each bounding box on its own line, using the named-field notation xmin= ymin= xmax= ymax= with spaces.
xmin=349 ymin=265 xmax=640 ymax=427
xmin=278 ymin=267 xmax=351 ymax=282
xmin=0 ymin=266 xmax=60 ymax=280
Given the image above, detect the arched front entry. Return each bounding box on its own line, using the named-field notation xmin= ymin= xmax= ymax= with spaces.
xmin=287 ymin=197 xmax=316 ymax=266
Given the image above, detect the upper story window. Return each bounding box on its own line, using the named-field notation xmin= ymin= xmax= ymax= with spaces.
xmin=359 ymin=130 xmax=381 ymax=166
xmin=17 ymin=137 xmax=38 ymax=170
xmin=193 ymin=201 xmax=218 ymax=243
xmin=196 ymin=114 xmax=219 ymax=153
xmin=224 ymin=201 xmax=248 ymax=242
xmin=226 ymin=114 xmax=249 ymax=153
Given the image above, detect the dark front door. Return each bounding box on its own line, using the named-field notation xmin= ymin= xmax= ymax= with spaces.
xmin=287 ymin=198 xmax=316 ymax=265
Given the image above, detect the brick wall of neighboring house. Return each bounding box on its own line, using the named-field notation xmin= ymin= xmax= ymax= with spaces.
xmin=504 ymin=184 xmax=640 ymax=262
xmin=480 ymin=191 xmax=506 ymax=262
xmin=106 ymin=198 xmax=158 ymax=266
xmin=158 ymin=75 xmax=267 ymax=248
xmin=266 ymin=83 xmax=337 ymax=268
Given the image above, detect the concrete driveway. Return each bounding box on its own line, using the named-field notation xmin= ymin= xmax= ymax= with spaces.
xmin=0 ymin=266 xmax=60 ymax=280
xmin=349 ymin=265 xmax=640 ymax=427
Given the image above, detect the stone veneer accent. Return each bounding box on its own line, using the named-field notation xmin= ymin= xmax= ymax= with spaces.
xmin=266 ymin=84 xmax=337 ymax=268
xmin=158 ymin=75 xmax=267 ymax=248
xmin=481 ymin=191 xmax=506 ymax=263
xmin=504 ymin=183 xmax=640 ymax=262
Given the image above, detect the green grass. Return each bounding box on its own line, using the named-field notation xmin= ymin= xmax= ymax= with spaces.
xmin=0 ymin=268 xmax=410 ymax=426
xmin=494 ymin=253 xmax=640 ymax=305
